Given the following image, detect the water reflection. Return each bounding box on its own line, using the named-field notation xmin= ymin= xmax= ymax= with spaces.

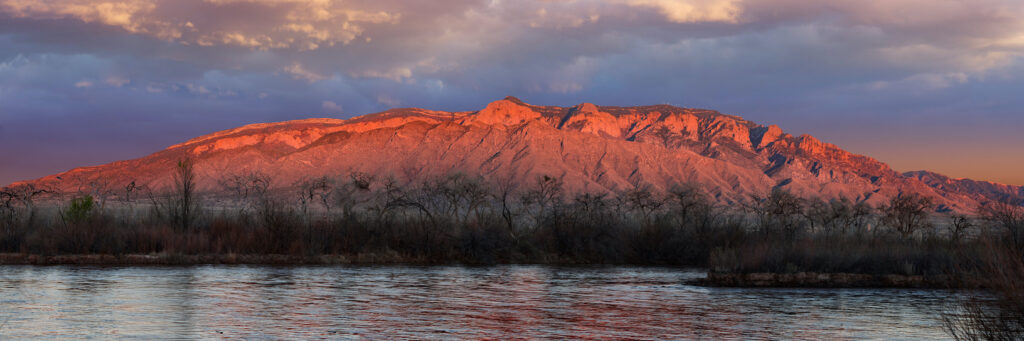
xmin=0 ymin=265 xmax=954 ymax=340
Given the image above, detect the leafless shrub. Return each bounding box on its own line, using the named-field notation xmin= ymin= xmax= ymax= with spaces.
xmin=943 ymin=198 xmax=1024 ymax=340
xmin=943 ymin=241 xmax=1024 ymax=340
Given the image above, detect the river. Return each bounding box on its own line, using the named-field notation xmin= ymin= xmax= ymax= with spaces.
xmin=0 ymin=265 xmax=955 ymax=340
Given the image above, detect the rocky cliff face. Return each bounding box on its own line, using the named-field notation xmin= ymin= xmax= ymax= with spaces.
xmin=12 ymin=97 xmax=1012 ymax=212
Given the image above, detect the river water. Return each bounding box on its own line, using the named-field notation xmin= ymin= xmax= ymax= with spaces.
xmin=0 ymin=265 xmax=955 ymax=340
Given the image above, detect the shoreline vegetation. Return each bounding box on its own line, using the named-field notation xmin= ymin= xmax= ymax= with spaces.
xmin=0 ymin=162 xmax=1019 ymax=264
xmin=2 ymin=159 xmax=1024 ymax=336
xmin=0 ymin=160 xmax=1019 ymax=273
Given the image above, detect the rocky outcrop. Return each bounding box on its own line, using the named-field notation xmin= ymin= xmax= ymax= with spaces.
xmin=464 ymin=98 xmax=541 ymax=126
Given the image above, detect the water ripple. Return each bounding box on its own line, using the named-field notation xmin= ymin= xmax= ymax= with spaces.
xmin=0 ymin=265 xmax=955 ymax=340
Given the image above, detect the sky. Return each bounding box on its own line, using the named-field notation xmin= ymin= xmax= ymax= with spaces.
xmin=1 ymin=0 xmax=1022 ymax=186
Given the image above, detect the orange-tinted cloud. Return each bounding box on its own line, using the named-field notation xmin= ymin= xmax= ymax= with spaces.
xmin=1 ymin=0 xmax=398 ymax=50
xmin=622 ymin=0 xmax=740 ymax=23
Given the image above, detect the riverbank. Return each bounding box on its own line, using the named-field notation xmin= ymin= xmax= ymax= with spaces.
xmin=697 ymin=271 xmax=950 ymax=288
xmin=0 ymin=253 xmax=953 ymax=289
xmin=0 ymin=253 xmax=658 ymax=266
xmin=0 ymin=253 xmax=430 ymax=266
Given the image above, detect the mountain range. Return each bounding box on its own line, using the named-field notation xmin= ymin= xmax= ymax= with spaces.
xmin=12 ymin=97 xmax=1021 ymax=212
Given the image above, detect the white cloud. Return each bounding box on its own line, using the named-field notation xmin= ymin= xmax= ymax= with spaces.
xmin=74 ymin=80 xmax=93 ymax=88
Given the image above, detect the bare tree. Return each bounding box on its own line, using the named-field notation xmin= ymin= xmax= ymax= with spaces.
xmin=667 ymin=183 xmax=705 ymax=223
xmin=87 ymin=178 xmax=117 ymax=212
xmin=520 ymin=175 xmax=564 ymax=227
xmin=1 ymin=184 xmax=47 ymax=227
xmin=802 ymin=197 xmax=831 ymax=234
xmin=802 ymin=197 xmax=871 ymax=236
xmin=419 ymin=173 xmax=491 ymax=226
xmin=123 ymin=180 xmax=137 ymax=205
xmin=332 ymin=171 xmax=375 ymax=219
xmin=0 ymin=188 xmax=19 ymax=229
xmin=840 ymin=199 xmax=874 ymax=237
xmin=295 ymin=176 xmax=334 ymax=221
xmin=978 ymin=196 xmax=1024 ymax=248
xmin=750 ymin=188 xmax=805 ymax=237
xmin=622 ymin=178 xmax=664 ymax=225
xmin=172 ymin=159 xmax=200 ymax=231
xmin=666 ymin=182 xmax=714 ymax=237
xmin=573 ymin=192 xmax=610 ymax=217
xmin=493 ymin=174 xmax=520 ymax=232
xmin=457 ymin=176 xmax=491 ymax=225
xmin=949 ymin=214 xmax=974 ymax=243
xmin=368 ymin=176 xmax=407 ymax=224
xmin=880 ymin=193 xmax=933 ymax=239
xmin=218 ymin=171 xmax=272 ymax=215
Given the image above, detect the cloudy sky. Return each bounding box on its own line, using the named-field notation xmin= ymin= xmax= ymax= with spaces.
xmin=1 ymin=0 xmax=1023 ymax=185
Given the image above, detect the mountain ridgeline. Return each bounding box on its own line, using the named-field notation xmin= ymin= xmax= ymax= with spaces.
xmin=15 ymin=97 xmax=1022 ymax=212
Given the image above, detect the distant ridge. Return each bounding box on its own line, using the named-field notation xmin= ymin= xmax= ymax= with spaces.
xmin=12 ymin=97 xmax=1020 ymax=213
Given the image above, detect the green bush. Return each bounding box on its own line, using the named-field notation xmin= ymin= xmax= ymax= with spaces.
xmin=66 ymin=195 xmax=95 ymax=224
